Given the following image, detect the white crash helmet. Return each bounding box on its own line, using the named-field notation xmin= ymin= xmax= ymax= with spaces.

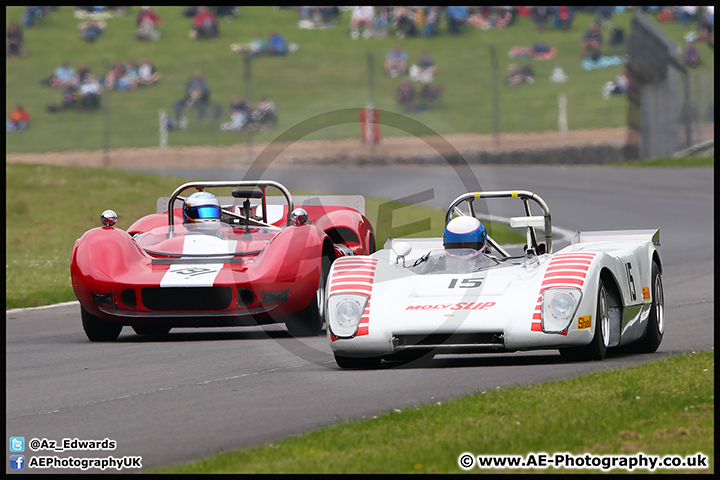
xmin=443 ymin=216 xmax=487 ymax=252
xmin=183 ymin=191 xmax=221 ymax=226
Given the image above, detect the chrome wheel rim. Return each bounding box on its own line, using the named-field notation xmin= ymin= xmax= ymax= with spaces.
xmin=599 ymin=286 xmax=610 ymax=348
xmin=316 ymin=276 xmax=325 ymax=322
xmin=655 ymin=275 xmax=664 ymax=334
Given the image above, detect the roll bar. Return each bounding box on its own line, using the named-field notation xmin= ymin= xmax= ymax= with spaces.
xmin=167 ymin=180 xmax=294 ymax=229
xmin=445 ymin=190 xmax=553 ymax=254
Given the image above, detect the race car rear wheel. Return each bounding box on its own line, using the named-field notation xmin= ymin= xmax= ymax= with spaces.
xmin=286 ymin=255 xmax=331 ymax=337
xmin=82 ymin=307 xmax=122 ymax=342
xmin=631 ymin=261 xmax=664 ymax=353
xmin=334 ymin=353 xmax=382 ymax=369
xmin=560 ymin=279 xmax=610 ymax=361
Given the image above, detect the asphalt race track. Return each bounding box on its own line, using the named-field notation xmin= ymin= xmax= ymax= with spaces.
xmin=6 ymin=164 xmax=713 ymax=473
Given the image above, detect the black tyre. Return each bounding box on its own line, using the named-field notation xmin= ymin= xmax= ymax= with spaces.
xmin=560 ymin=279 xmax=610 ymax=361
xmin=631 ymin=262 xmax=664 ymax=353
xmin=383 ymin=350 xmax=434 ymax=365
xmin=132 ymin=325 xmax=172 ymax=336
xmin=82 ymin=307 xmax=122 ymax=342
xmin=286 ymin=255 xmax=331 ymax=337
xmin=334 ymin=353 xmax=382 ymax=369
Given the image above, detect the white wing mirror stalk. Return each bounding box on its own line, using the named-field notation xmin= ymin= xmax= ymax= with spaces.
xmin=392 ymin=242 xmax=412 ymax=267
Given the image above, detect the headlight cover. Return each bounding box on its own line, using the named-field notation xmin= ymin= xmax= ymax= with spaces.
xmin=327 ymin=293 xmax=369 ymax=338
xmin=541 ymin=288 xmax=582 ymax=333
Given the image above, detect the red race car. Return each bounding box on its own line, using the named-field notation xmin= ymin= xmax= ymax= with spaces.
xmin=71 ymin=180 xmax=375 ymax=341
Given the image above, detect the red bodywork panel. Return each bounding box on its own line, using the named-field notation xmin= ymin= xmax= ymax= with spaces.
xmin=71 ymin=204 xmax=375 ymax=327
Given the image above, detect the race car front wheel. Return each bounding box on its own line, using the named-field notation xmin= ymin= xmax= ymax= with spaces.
xmin=82 ymin=307 xmax=122 ymax=342
xmin=132 ymin=325 xmax=172 ymax=336
xmin=286 ymin=255 xmax=331 ymax=337
xmin=334 ymin=353 xmax=382 ymax=369
xmin=560 ymin=279 xmax=610 ymax=361
xmin=630 ymin=261 xmax=664 ymax=353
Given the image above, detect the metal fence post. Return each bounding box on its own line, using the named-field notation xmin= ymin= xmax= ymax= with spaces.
xmin=159 ymin=109 xmax=168 ymax=149
xmin=490 ymin=45 xmax=499 ymax=148
xmin=244 ymin=53 xmax=253 ymax=158
xmin=558 ymin=93 xmax=568 ymax=136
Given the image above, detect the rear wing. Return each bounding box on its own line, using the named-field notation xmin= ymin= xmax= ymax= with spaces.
xmin=572 ymin=229 xmax=660 ymax=246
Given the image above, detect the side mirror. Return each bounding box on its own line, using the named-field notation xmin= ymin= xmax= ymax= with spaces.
xmin=291 ymin=208 xmax=308 ymax=225
xmin=392 ymin=242 xmax=412 ymax=266
xmin=101 ymin=210 xmax=117 ymax=227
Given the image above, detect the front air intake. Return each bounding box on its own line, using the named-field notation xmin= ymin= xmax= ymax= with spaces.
xmin=141 ymin=287 xmax=232 ymax=311
xmin=394 ymin=332 xmax=504 ymax=349
xmin=238 ymin=288 xmax=255 ymax=308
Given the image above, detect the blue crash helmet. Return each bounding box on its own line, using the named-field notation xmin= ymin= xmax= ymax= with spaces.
xmin=443 ymin=216 xmax=487 ymax=252
xmin=183 ymin=191 xmax=221 ymax=224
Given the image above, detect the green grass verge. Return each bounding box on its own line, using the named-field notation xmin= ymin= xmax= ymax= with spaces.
xmin=5 ymin=163 xmax=522 ymax=309
xmin=152 ymin=350 xmax=714 ymax=474
xmin=610 ymin=155 xmax=714 ymax=168
xmin=6 ymin=7 xmax=714 ymax=153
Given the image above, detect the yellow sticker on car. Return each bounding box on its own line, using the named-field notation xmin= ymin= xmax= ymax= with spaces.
xmin=642 ymin=287 xmax=651 ymax=301
xmin=578 ymin=315 xmax=592 ymax=330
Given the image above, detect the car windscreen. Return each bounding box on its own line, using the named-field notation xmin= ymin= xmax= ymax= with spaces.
xmin=134 ymin=223 xmax=277 ymax=257
xmin=409 ymin=249 xmax=500 ymax=275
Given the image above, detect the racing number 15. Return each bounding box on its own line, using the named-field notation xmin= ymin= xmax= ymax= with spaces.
xmin=625 ymin=262 xmax=637 ymax=301
xmin=448 ymin=278 xmax=483 ymax=289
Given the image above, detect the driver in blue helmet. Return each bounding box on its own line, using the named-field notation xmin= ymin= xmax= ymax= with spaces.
xmin=412 ymin=216 xmax=496 ymax=274
xmin=443 ymin=216 xmax=487 ymax=252
xmin=183 ymin=191 xmax=222 ymax=230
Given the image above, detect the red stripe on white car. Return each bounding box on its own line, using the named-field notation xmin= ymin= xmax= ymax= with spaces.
xmin=330 ymin=257 xmax=378 ymax=337
xmin=531 ymin=252 xmax=596 ymax=334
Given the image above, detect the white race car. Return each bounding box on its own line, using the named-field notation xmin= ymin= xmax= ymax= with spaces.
xmin=326 ymin=190 xmax=664 ymax=368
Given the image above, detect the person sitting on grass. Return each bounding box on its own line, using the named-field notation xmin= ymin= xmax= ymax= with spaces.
xmin=7 ymin=20 xmax=24 ymax=58
xmin=189 ymin=6 xmax=219 ymax=40
xmin=393 ymin=6 xmax=417 ymax=38
xmin=220 ymin=94 xmax=251 ymax=131
xmin=135 ymin=6 xmax=162 ymax=41
xmin=446 ymin=6 xmax=469 ymax=36
xmin=394 ymin=79 xmax=416 ymax=112
xmin=49 ymin=61 xmax=77 ymax=89
xmin=46 ymin=86 xmax=80 ymax=113
xmin=581 ymin=22 xmax=603 ymax=58
xmin=104 ymin=61 xmax=135 ymax=91
xmin=174 ymin=70 xmax=211 ymax=125
xmin=384 ymin=44 xmax=409 ymax=78
xmin=137 ymin=58 xmax=161 ymax=86
xmin=349 ymin=6 xmax=374 ymax=39
xmin=7 ymin=105 xmax=30 ymax=132
xmin=409 ymin=50 xmax=436 ymax=83
xmin=231 ymin=34 xmax=265 ymax=58
xmin=249 ymin=96 xmax=278 ymax=130
xmin=504 ymin=63 xmax=534 ymax=86
xmin=265 ymin=31 xmax=288 ymax=56
xmin=78 ymin=74 xmax=101 ymax=110
xmin=372 ymin=6 xmax=390 ymax=38
xmin=78 ymin=19 xmax=106 ymax=42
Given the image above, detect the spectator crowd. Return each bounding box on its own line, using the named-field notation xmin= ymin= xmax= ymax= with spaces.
xmin=7 ymin=6 xmax=714 ymax=138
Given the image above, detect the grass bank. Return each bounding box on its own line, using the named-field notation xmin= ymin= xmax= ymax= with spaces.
xmin=152 ymin=350 xmax=714 ymax=474
xmin=6 ymin=7 xmax=713 ymax=154
xmin=611 ymin=155 xmax=714 ymax=168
